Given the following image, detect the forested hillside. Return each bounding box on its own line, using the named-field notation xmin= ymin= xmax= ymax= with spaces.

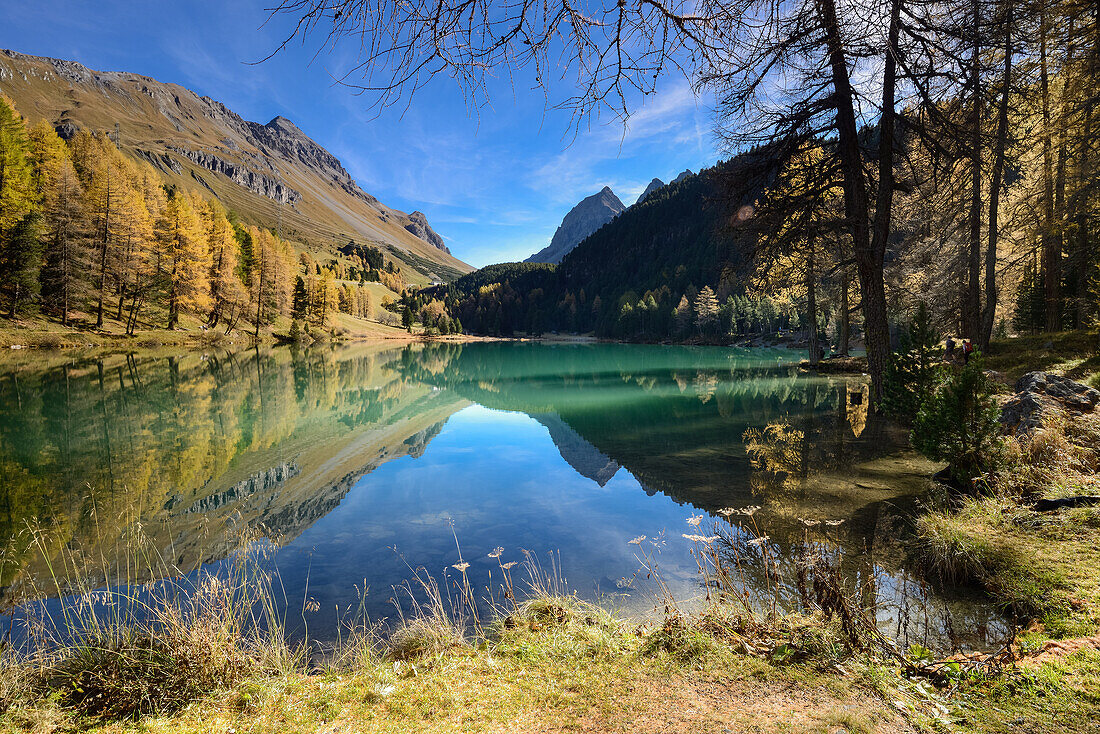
xmin=429 ymin=154 xmax=812 ymax=342
xmin=0 ymin=95 xmax=417 ymax=339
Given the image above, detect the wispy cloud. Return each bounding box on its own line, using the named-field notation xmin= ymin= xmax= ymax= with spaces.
xmin=2 ymin=1 xmax=721 ymax=267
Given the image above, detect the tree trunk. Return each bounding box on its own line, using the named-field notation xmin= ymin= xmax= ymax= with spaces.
xmin=1076 ymin=100 xmax=1093 ymax=328
xmin=1039 ymin=13 xmax=1061 ymax=332
xmin=95 ymin=172 xmax=110 ymax=329
xmin=838 ymin=268 xmax=850 ymax=356
xmin=980 ymin=1 xmax=1012 ymax=350
xmin=965 ymin=0 xmax=983 ymax=341
xmin=819 ymin=0 xmax=891 ymax=402
xmin=806 ymin=226 xmax=819 ymax=365
xmin=254 ymin=248 xmax=265 ymax=342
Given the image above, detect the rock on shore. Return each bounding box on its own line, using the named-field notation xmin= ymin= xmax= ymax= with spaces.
xmin=1000 ymin=371 xmax=1100 ymax=435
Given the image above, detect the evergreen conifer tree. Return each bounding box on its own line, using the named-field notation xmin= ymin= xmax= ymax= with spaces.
xmin=882 ymin=302 xmax=942 ymax=423
xmin=292 ymin=275 xmax=308 ymax=319
xmin=1 ymin=212 xmax=45 ymax=317
xmin=0 ymin=97 xmax=35 ymax=241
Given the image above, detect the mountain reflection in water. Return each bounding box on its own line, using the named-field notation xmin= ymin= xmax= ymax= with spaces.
xmin=0 ymin=342 xmax=1007 ymax=650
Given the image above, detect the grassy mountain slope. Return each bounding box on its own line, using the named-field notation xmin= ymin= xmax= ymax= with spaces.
xmin=0 ymin=49 xmax=472 ymax=286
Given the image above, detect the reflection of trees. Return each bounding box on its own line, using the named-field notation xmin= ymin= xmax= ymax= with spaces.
xmin=396 ymin=343 xmax=915 ymax=548
xmin=0 ymin=344 xmax=464 ymax=596
xmin=744 ymin=423 xmax=805 ymax=491
xmin=739 ymin=377 xmax=898 ymax=500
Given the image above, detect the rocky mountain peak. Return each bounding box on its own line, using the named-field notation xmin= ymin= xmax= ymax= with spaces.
xmin=635 ymin=178 xmax=665 ymax=205
xmin=404 ymin=210 xmax=450 ymax=254
xmin=266 ymin=115 xmax=300 ymax=133
xmin=672 ymin=169 xmax=693 ymax=184
xmin=525 ymin=187 xmax=626 ymax=264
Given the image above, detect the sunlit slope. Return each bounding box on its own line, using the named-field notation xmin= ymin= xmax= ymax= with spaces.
xmin=0 ymin=50 xmax=472 ymax=285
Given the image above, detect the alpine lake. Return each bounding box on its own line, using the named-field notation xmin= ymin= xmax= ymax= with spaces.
xmin=0 ymin=341 xmax=1007 ymax=652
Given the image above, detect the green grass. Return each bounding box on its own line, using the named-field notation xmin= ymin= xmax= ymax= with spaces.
xmin=950 ymin=649 xmax=1100 ymax=733
xmin=985 ymin=330 xmax=1100 ymax=386
xmin=914 ymin=411 xmax=1100 ymax=731
xmin=916 ymin=497 xmax=1072 ymax=621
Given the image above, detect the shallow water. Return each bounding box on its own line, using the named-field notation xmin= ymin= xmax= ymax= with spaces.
xmin=0 ymin=341 xmax=1006 ymax=650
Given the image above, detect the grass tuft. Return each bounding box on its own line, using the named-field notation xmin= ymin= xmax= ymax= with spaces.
xmin=388 ymin=615 xmax=468 ymax=661
xmin=916 ymin=499 xmax=1069 ymax=620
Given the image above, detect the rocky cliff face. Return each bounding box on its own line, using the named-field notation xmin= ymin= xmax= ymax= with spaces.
xmin=241 ymin=115 xmax=376 ymax=205
xmin=169 ymin=146 xmax=302 ymax=204
xmin=525 ymin=186 xmax=626 ymax=264
xmin=404 ymin=211 xmax=450 ymax=254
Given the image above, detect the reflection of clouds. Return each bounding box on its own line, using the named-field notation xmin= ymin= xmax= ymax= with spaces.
xmin=273 ymin=404 xmax=713 ymax=630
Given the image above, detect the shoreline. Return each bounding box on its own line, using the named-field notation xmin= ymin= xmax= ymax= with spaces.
xmin=2 ymin=333 xmax=1099 ymax=732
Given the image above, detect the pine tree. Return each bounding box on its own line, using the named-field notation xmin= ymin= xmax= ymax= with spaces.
xmin=205 ymin=202 xmax=246 ymax=328
xmin=881 ymin=302 xmax=942 ymax=423
xmin=338 ymin=283 xmax=353 ymax=313
xmin=72 ymin=131 xmax=132 ymax=328
xmin=249 ymin=227 xmax=293 ymax=339
xmin=694 ymin=286 xmax=719 ymax=335
xmin=0 ymin=212 xmax=45 ymax=317
xmin=912 ymin=357 xmax=1004 ymax=487
xmin=28 ymin=122 xmax=89 ymax=325
xmin=113 ymin=184 xmax=155 ymax=325
xmin=673 ymin=294 xmax=692 ymax=336
xmin=39 ymin=155 xmax=88 ymax=325
xmin=26 ymin=120 xmax=68 ymax=195
xmin=0 ymin=96 xmax=35 ymax=242
xmin=1012 ymin=261 xmax=1046 ymax=334
xmin=292 ymin=275 xmax=308 ymax=319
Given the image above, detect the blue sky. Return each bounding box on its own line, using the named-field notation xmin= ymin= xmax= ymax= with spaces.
xmin=0 ymin=1 xmax=720 ymax=267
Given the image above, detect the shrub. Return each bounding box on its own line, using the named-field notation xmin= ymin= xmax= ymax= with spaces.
xmin=35 ymin=333 xmax=66 ymax=349
xmin=882 ymin=302 xmax=942 ymax=423
xmin=912 ymin=357 xmax=1004 ymax=487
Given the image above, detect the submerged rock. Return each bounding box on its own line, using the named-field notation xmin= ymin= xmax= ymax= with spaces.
xmin=1000 ymin=371 xmax=1100 ymax=435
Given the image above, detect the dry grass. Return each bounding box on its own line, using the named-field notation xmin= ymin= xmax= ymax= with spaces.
xmin=0 ymin=526 xmax=303 ymax=720
xmin=0 ymin=514 xmax=932 ymax=732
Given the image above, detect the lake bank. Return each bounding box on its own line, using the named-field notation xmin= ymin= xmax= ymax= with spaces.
xmin=2 ymin=336 xmax=1099 ymax=731
xmin=0 ymin=315 xmax=509 ymax=352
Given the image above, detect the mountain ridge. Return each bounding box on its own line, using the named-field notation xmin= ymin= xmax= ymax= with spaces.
xmin=525 ymin=186 xmax=626 ymax=264
xmin=636 ymin=178 xmax=664 ymax=204
xmin=0 ymin=49 xmax=469 ymax=283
